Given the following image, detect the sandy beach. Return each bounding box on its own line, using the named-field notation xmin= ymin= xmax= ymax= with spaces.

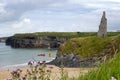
xmin=0 ymin=65 xmax=93 ymax=80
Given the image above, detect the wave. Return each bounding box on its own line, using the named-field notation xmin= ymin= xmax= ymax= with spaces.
xmin=1 ymin=63 xmax=28 ymax=69
xmin=0 ymin=59 xmax=55 ymax=69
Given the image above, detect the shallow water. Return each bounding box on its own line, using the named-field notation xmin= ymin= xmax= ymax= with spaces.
xmin=0 ymin=43 xmax=57 ymax=68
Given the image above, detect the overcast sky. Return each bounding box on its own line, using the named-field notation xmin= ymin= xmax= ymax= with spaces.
xmin=0 ymin=0 xmax=120 ymax=37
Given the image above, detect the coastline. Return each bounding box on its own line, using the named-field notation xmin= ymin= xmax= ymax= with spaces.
xmin=0 ymin=64 xmax=93 ymax=80
xmin=0 ymin=59 xmax=55 ymax=70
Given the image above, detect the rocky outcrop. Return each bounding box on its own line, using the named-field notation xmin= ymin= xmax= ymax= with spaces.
xmin=50 ymin=52 xmax=111 ymax=67
xmin=98 ymin=11 xmax=107 ymax=37
xmin=6 ymin=36 xmax=69 ymax=48
xmin=50 ymin=43 xmax=120 ymax=67
xmin=49 ymin=53 xmax=80 ymax=67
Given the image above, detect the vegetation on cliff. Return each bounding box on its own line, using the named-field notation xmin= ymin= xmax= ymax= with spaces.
xmin=73 ymin=52 xmax=120 ymax=80
xmin=58 ymin=34 xmax=120 ymax=58
xmin=13 ymin=32 xmax=120 ymax=38
xmin=13 ymin=32 xmax=96 ymax=38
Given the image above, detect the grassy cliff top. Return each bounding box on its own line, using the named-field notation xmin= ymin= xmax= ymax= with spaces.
xmin=13 ymin=32 xmax=96 ymax=38
xmin=13 ymin=32 xmax=120 ymax=38
xmin=58 ymin=34 xmax=120 ymax=58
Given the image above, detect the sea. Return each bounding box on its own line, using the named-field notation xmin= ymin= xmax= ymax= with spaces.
xmin=0 ymin=43 xmax=57 ymax=69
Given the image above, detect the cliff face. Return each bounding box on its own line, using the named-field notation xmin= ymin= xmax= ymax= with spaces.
xmin=6 ymin=36 xmax=68 ymax=48
xmin=50 ymin=52 xmax=110 ymax=67
xmin=49 ymin=35 xmax=120 ymax=67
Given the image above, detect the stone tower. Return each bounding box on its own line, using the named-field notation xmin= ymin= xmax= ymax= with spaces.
xmin=97 ymin=11 xmax=107 ymax=37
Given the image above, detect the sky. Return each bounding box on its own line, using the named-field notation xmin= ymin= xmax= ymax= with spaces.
xmin=0 ymin=0 xmax=120 ymax=37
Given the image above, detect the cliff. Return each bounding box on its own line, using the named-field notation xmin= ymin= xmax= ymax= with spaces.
xmin=50 ymin=34 xmax=120 ymax=67
xmin=5 ymin=32 xmax=120 ymax=49
xmin=5 ymin=32 xmax=97 ymax=48
xmin=6 ymin=36 xmax=69 ymax=48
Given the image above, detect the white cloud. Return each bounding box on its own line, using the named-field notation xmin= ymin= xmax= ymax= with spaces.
xmin=68 ymin=0 xmax=120 ymax=10
xmin=109 ymin=0 xmax=120 ymax=2
xmin=23 ymin=18 xmax=31 ymax=23
xmin=0 ymin=2 xmax=6 ymax=13
xmin=12 ymin=18 xmax=31 ymax=28
xmin=68 ymin=0 xmax=120 ymax=3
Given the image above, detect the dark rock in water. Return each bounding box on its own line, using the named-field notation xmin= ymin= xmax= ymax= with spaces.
xmin=5 ymin=36 xmax=68 ymax=48
xmin=6 ymin=37 xmax=13 ymax=45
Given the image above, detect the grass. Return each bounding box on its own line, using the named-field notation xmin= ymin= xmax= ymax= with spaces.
xmin=14 ymin=32 xmax=79 ymax=38
xmin=58 ymin=37 xmax=110 ymax=57
xmin=72 ymin=52 xmax=120 ymax=80
xmin=13 ymin=32 xmax=120 ymax=38
xmin=108 ymin=32 xmax=120 ymax=36
xmin=58 ymin=34 xmax=120 ymax=58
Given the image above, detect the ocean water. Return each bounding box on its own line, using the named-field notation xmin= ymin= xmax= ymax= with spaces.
xmin=0 ymin=43 xmax=57 ymax=69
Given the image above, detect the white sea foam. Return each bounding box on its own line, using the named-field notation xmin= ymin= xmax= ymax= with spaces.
xmin=1 ymin=63 xmax=28 ymax=69
xmin=0 ymin=59 xmax=55 ymax=70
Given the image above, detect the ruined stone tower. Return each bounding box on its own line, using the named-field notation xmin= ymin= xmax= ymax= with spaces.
xmin=97 ymin=11 xmax=107 ymax=37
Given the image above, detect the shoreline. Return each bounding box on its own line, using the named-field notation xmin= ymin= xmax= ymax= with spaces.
xmin=0 ymin=58 xmax=56 ymax=70
xmin=0 ymin=64 xmax=93 ymax=80
xmin=0 ymin=63 xmax=27 ymax=70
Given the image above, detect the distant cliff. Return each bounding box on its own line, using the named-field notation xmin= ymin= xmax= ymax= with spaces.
xmin=5 ymin=32 xmax=96 ymax=48
xmin=6 ymin=36 xmax=69 ymax=48
xmin=5 ymin=32 xmax=119 ymax=48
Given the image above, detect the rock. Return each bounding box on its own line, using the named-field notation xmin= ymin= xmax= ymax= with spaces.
xmin=65 ymin=54 xmax=74 ymax=60
xmin=49 ymin=47 xmax=114 ymax=68
xmin=97 ymin=11 xmax=107 ymax=37
xmin=5 ymin=36 xmax=68 ymax=48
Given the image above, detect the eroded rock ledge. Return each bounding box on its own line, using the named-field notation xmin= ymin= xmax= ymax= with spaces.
xmin=5 ymin=36 xmax=69 ymax=48
xmin=49 ymin=52 xmax=112 ymax=68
